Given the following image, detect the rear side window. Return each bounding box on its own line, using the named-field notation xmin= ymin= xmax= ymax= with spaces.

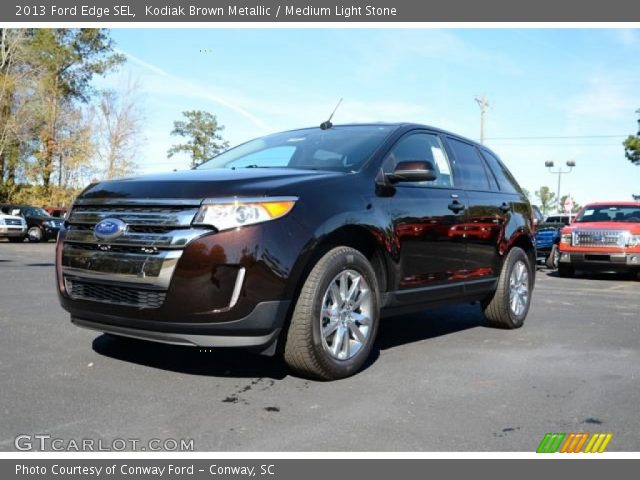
xmin=447 ymin=138 xmax=490 ymax=190
xmin=481 ymin=149 xmax=521 ymax=194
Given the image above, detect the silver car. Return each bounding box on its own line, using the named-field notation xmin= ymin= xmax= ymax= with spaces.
xmin=0 ymin=212 xmax=27 ymax=243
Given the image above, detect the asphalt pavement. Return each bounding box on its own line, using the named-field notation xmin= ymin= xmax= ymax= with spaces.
xmin=1 ymin=241 xmax=638 ymax=451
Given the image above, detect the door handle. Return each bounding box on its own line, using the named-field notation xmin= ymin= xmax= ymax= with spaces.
xmin=448 ymin=201 xmax=465 ymax=213
xmin=499 ymin=202 xmax=511 ymax=213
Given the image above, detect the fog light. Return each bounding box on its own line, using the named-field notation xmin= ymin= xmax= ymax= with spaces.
xmin=630 ymin=256 xmax=638 ymax=264
xmin=560 ymin=252 xmax=570 ymax=262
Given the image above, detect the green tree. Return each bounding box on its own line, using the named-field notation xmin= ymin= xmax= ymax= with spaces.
xmin=535 ymin=186 xmax=556 ymax=215
xmin=167 ymin=110 xmax=229 ymax=168
xmin=521 ymin=187 xmax=531 ymax=201
xmin=0 ymin=29 xmax=142 ymax=206
xmin=0 ymin=28 xmax=28 ymax=201
xmin=27 ymin=29 xmax=125 ymax=191
xmin=623 ymin=109 xmax=640 ymax=166
xmin=559 ymin=195 xmax=582 ymax=214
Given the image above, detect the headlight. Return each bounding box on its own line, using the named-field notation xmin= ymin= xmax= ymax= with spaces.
xmin=560 ymin=232 xmax=572 ymax=245
xmin=44 ymin=220 xmax=55 ymax=227
xmin=193 ymin=197 xmax=297 ymax=231
xmin=628 ymin=234 xmax=640 ymax=247
xmin=0 ymin=218 xmax=5 ymax=225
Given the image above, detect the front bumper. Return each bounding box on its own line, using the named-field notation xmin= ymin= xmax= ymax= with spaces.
xmin=44 ymin=225 xmax=60 ymax=240
xmin=56 ymin=203 xmax=310 ymax=352
xmin=70 ymin=299 xmax=291 ymax=350
xmin=559 ymin=250 xmax=640 ymax=270
xmin=0 ymin=226 xmax=26 ymax=237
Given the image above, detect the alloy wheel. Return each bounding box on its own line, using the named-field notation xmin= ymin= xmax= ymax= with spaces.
xmin=509 ymin=260 xmax=529 ymax=317
xmin=319 ymin=269 xmax=373 ymax=361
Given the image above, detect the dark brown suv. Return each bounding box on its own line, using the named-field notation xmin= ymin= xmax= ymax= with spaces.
xmin=56 ymin=123 xmax=536 ymax=380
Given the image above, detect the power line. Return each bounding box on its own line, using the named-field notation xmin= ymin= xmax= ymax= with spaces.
xmin=485 ymin=134 xmax=628 ymax=140
xmin=487 ymin=143 xmax=621 ymax=147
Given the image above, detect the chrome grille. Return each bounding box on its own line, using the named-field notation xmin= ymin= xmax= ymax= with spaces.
xmin=65 ymin=277 xmax=166 ymax=309
xmin=63 ymin=226 xmax=210 ymax=249
xmin=67 ymin=205 xmax=199 ymax=227
xmin=4 ymin=219 xmax=22 ymax=226
xmin=61 ymin=199 xmax=211 ymax=303
xmin=64 ymin=201 xmax=208 ymax=249
xmin=573 ymin=230 xmax=628 ymax=248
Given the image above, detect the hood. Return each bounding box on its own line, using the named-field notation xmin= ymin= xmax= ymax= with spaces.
xmin=79 ymin=168 xmax=345 ymax=201
xmin=566 ymin=221 xmax=639 ymax=231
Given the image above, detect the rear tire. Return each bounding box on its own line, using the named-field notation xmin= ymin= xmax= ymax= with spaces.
xmin=482 ymin=247 xmax=532 ymax=329
xmin=558 ymin=263 xmax=574 ymax=278
xmin=283 ymin=247 xmax=380 ymax=380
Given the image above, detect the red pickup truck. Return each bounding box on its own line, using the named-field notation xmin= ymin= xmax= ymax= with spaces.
xmin=558 ymin=201 xmax=640 ymax=277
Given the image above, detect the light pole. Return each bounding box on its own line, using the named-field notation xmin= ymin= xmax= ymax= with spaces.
xmin=475 ymin=95 xmax=489 ymax=144
xmin=545 ymin=160 xmax=576 ymax=214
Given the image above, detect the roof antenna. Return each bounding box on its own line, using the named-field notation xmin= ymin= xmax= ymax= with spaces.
xmin=320 ymin=98 xmax=343 ymax=130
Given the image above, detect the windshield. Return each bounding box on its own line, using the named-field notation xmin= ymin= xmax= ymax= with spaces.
xmin=24 ymin=207 xmax=50 ymax=218
xmin=197 ymin=125 xmax=395 ymax=173
xmin=575 ymin=205 xmax=640 ymax=223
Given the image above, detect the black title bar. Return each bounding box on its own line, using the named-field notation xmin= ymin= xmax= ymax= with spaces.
xmin=3 ymin=0 xmax=640 ymax=22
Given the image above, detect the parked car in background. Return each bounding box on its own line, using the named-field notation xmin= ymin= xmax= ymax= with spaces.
xmin=56 ymin=122 xmax=536 ymax=380
xmin=532 ymin=207 xmax=566 ymax=269
xmin=0 ymin=211 xmax=27 ymax=242
xmin=0 ymin=204 xmax=63 ymax=242
xmin=544 ymin=213 xmax=572 ymax=225
xmin=558 ymin=202 xmax=640 ymax=277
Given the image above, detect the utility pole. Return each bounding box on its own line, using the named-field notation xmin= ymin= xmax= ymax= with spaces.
xmin=545 ymin=160 xmax=576 ymax=214
xmin=475 ymin=95 xmax=489 ymax=144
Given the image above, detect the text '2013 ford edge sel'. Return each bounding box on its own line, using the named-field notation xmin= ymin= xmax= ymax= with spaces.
xmin=56 ymin=123 xmax=536 ymax=380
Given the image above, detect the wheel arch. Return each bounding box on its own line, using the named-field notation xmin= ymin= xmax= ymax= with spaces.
xmin=509 ymin=231 xmax=536 ymax=279
xmin=287 ymin=224 xmax=391 ymax=299
xmin=275 ymin=224 xmax=390 ymax=359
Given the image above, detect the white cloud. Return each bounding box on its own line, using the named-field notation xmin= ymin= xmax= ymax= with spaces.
xmin=117 ymin=49 xmax=274 ymax=133
xmin=612 ymin=29 xmax=640 ymax=47
xmin=564 ymin=74 xmax=640 ymax=121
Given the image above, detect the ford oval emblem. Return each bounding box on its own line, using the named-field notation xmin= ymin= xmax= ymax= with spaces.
xmin=94 ymin=218 xmax=127 ymax=241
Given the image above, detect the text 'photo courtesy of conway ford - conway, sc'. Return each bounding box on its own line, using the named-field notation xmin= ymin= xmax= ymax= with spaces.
xmin=56 ymin=122 xmax=536 ymax=380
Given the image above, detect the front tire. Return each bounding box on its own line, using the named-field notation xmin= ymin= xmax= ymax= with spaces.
xmin=482 ymin=247 xmax=532 ymax=329
xmin=27 ymin=227 xmax=43 ymax=242
xmin=283 ymin=247 xmax=380 ymax=380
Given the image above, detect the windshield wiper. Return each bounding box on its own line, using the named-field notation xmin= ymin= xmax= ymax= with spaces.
xmin=230 ymin=164 xmax=275 ymax=170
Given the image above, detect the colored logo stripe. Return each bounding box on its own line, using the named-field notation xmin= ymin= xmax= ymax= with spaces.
xmin=560 ymin=433 xmax=590 ymax=453
xmin=537 ymin=432 xmax=613 ymax=453
xmin=537 ymin=433 xmax=565 ymax=453
xmin=584 ymin=433 xmax=613 ymax=453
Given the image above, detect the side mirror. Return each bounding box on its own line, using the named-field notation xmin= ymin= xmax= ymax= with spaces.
xmin=386 ymin=160 xmax=437 ymax=184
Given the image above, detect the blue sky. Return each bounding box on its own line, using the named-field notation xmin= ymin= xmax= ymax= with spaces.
xmin=98 ymin=28 xmax=640 ymax=207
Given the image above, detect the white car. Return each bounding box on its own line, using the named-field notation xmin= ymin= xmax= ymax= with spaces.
xmin=0 ymin=212 xmax=27 ymax=243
